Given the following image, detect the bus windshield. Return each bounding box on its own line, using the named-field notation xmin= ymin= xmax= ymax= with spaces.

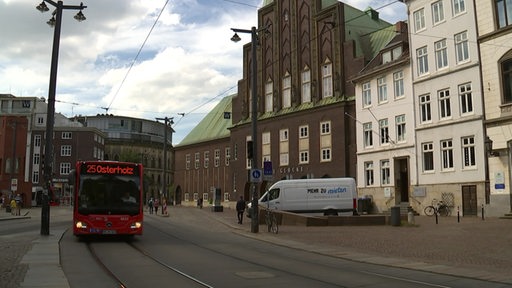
xmin=77 ymin=174 xmax=141 ymax=216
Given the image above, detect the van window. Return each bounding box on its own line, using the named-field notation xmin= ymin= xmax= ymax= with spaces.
xmin=262 ymin=188 xmax=280 ymax=202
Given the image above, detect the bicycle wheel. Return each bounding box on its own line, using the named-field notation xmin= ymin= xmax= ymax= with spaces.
xmin=270 ymin=213 xmax=278 ymax=234
xmin=424 ymin=206 xmax=435 ymax=216
xmin=265 ymin=212 xmax=272 ymax=232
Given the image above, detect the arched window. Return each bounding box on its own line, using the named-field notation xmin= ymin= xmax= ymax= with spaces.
xmin=502 ymin=58 xmax=512 ymax=104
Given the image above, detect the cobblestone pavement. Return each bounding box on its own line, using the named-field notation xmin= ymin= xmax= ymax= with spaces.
xmin=0 ymin=206 xmax=69 ymax=288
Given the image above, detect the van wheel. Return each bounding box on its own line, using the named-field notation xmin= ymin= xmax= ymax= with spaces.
xmin=324 ymin=210 xmax=338 ymax=216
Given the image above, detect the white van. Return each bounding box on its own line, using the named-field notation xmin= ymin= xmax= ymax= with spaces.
xmin=256 ymin=178 xmax=358 ymax=216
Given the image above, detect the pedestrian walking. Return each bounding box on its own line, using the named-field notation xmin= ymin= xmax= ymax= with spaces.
xmin=236 ymin=196 xmax=246 ymax=224
xmin=14 ymin=194 xmax=22 ymax=216
xmin=10 ymin=198 xmax=17 ymax=216
xmin=154 ymin=198 xmax=159 ymax=214
xmin=148 ymin=197 xmax=154 ymax=214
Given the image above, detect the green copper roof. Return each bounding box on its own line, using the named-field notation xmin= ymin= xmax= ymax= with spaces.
xmin=344 ymin=4 xmax=393 ymax=59
xmin=177 ymin=94 xmax=233 ymax=146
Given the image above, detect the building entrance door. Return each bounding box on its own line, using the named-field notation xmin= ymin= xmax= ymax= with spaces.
xmin=462 ymin=185 xmax=477 ymax=216
xmin=394 ymin=157 xmax=409 ymax=203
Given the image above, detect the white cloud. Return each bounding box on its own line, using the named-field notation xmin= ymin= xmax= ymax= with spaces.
xmin=0 ymin=0 xmax=403 ymax=144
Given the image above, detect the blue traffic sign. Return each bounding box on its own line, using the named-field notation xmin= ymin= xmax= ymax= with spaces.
xmin=250 ymin=169 xmax=262 ymax=183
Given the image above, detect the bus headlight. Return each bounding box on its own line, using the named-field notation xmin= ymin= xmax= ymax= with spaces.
xmin=131 ymin=222 xmax=142 ymax=229
xmin=75 ymin=221 xmax=87 ymax=229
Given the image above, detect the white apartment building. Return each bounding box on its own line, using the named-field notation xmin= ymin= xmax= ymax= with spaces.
xmin=353 ymin=22 xmax=417 ymax=214
xmin=405 ymin=0 xmax=486 ymax=216
xmin=475 ymin=1 xmax=512 ymax=216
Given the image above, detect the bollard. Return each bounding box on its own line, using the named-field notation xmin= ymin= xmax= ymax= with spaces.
xmin=457 ymin=206 xmax=460 ymax=223
xmin=407 ymin=210 xmax=415 ymax=225
xmin=435 ymin=210 xmax=438 ymax=224
xmin=481 ymin=204 xmax=485 ymax=220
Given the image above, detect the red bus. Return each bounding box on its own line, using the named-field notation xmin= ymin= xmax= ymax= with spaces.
xmin=69 ymin=161 xmax=144 ymax=236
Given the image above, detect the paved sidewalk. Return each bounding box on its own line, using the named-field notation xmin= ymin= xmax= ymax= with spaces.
xmin=0 ymin=206 xmax=71 ymax=288
xmin=1 ymin=205 xmax=511 ymax=287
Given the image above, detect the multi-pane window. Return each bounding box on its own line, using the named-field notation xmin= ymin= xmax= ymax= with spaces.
xmin=262 ymin=132 xmax=271 ymax=145
xmin=422 ymin=142 xmax=434 ymax=172
xmin=32 ymin=171 xmax=39 ymax=183
xmin=225 ymin=148 xmax=230 ymax=166
xmin=62 ymin=132 xmax=72 ymax=139
xmin=322 ymin=62 xmax=333 ymax=98
xmin=462 ymin=136 xmax=476 ymax=168
xmin=282 ymin=74 xmax=292 ymax=108
xmin=439 ymin=89 xmax=452 ymax=119
xmin=379 ymin=119 xmax=389 ymax=145
xmin=363 ymin=122 xmax=373 ymax=148
xmin=396 ymin=115 xmax=406 ymax=142
xmin=34 ymin=135 xmax=41 ymax=147
xmin=420 ymin=94 xmax=432 ymax=123
xmin=194 ymin=152 xmax=200 ymax=169
xmin=381 ymin=160 xmax=390 ymax=185
xmin=60 ymin=162 xmax=71 ymax=175
xmin=435 ymin=39 xmax=448 ymax=69
xmin=377 ymin=76 xmax=388 ymax=103
xmin=502 ymin=59 xmax=512 ymax=104
xmin=417 ymin=46 xmax=429 ymax=75
xmin=413 ymin=8 xmax=426 ymax=32
xmin=186 ymin=154 xmax=191 ymax=170
xmin=393 ymin=71 xmax=404 ymax=98
xmin=301 ymin=69 xmax=311 ymax=103
xmin=214 ymin=149 xmax=220 ymax=167
xmin=299 ymin=151 xmax=309 ymax=164
xmin=363 ymin=82 xmax=372 ymax=106
xmin=33 ymin=153 xmax=40 ymax=165
xmin=299 ymin=125 xmax=309 ymax=138
xmin=455 ymin=31 xmax=469 ymax=63
xmin=204 ymin=151 xmax=209 ymax=168
xmin=321 ymin=148 xmax=331 ymax=162
xmin=61 ymin=145 xmax=71 ymax=156
xmin=280 ymin=153 xmax=289 ymax=166
xmin=364 ymin=162 xmax=374 ymax=186
xmin=432 ymin=1 xmax=445 ymax=24
xmin=320 ymin=121 xmax=331 ymax=135
xmin=459 ymin=83 xmax=473 ymax=114
xmin=265 ymin=81 xmax=273 ymax=112
xmin=280 ymin=129 xmax=289 ymax=141
xmin=496 ymin=0 xmax=512 ymax=28
xmin=441 ymin=139 xmax=454 ymax=170
xmin=453 ymin=0 xmax=466 ymax=15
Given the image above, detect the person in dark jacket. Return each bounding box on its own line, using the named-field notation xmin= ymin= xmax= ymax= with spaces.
xmin=236 ymin=196 xmax=246 ymax=224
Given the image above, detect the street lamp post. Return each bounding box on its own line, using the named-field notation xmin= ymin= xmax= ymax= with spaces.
xmin=231 ymin=26 xmax=259 ymax=233
xmin=156 ymin=117 xmax=173 ymax=208
xmin=36 ymin=0 xmax=87 ymax=236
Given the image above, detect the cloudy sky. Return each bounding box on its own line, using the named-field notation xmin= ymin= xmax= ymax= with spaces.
xmin=0 ymin=0 xmax=406 ymax=144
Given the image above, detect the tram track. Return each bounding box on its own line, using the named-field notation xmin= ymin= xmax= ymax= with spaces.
xmin=85 ymin=236 xmax=212 ymax=288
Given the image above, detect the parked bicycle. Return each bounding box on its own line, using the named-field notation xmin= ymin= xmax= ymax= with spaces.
xmin=424 ymin=199 xmax=451 ymax=216
xmin=265 ymin=207 xmax=279 ymax=234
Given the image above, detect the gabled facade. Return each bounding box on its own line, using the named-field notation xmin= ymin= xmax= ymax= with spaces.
xmin=174 ymin=95 xmax=233 ymax=207
xmin=405 ymin=0 xmax=486 ymax=216
xmin=229 ymin=0 xmax=393 ymax=200
xmin=353 ymin=22 xmax=416 ymax=213
xmin=475 ymin=0 xmax=512 ymax=216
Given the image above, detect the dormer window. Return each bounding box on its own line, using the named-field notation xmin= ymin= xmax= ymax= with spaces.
xmin=383 ymin=51 xmax=392 ymax=64
xmin=382 ymin=46 xmax=403 ymax=64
